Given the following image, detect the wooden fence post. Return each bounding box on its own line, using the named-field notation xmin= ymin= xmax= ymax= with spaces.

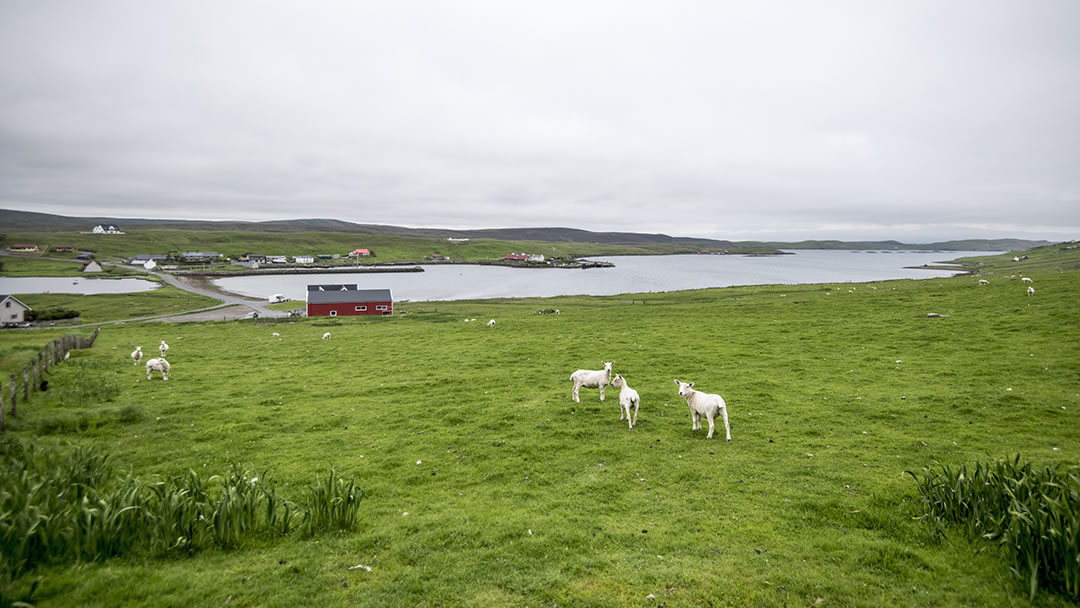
xmin=10 ymin=374 xmax=18 ymax=417
xmin=31 ymin=358 xmax=38 ymax=392
xmin=22 ymin=366 xmax=29 ymax=403
xmin=0 ymin=379 xmax=5 ymax=433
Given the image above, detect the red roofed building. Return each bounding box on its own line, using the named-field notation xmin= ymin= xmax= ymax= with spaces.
xmin=349 ymin=248 xmax=371 ymax=256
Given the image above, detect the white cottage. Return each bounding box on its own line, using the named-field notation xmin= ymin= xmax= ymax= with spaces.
xmin=0 ymin=295 xmax=31 ymax=324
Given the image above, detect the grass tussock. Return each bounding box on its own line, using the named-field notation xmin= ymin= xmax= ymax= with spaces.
xmin=909 ymin=456 xmax=1080 ymax=600
xmin=0 ymin=439 xmax=362 ymax=597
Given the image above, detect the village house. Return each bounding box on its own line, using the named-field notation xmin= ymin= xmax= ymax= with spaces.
xmin=245 ymin=254 xmax=268 ymax=264
xmin=8 ymin=244 xmax=39 ymax=253
xmin=91 ymin=224 xmax=124 ymax=234
xmin=53 ymin=245 xmax=77 ymax=253
xmin=0 ymin=294 xmax=31 ymax=325
xmin=349 ymin=248 xmax=372 ymax=257
xmin=82 ymin=260 xmax=103 ymax=273
xmin=180 ymin=252 xmax=223 ymax=263
xmin=503 ymin=252 xmax=529 ymax=261
xmin=293 ymin=255 xmax=315 ymax=264
xmin=306 ymin=284 xmax=393 ymax=317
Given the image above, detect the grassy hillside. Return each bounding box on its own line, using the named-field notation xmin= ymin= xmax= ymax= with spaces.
xmin=1 ymin=244 xmax=1078 ymax=606
xmin=0 ymin=228 xmax=774 ymax=267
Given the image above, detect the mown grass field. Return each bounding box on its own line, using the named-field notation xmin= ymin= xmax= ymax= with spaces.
xmin=1 ymin=244 xmax=1078 ymax=607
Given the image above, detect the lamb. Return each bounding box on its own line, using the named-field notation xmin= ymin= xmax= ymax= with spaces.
xmin=1027 ymin=286 xmax=1035 ymax=296
xmin=610 ymin=374 xmax=640 ymax=430
xmin=145 ymin=357 xmax=170 ymax=381
xmin=159 ymin=340 xmax=169 ymax=358
xmin=322 ymin=332 xmax=332 ymax=340
xmin=570 ymin=361 xmax=614 ymax=403
xmin=978 ymin=279 xmax=990 ymax=286
xmin=487 ymin=319 xmax=496 ymax=328
xmin=1022 ymin=277 xmax=1033 ymax=283
xmin=674 ymin=379 xmax=731 ymax=441
xmin=131 ymin=346 xmax=143 ymax=366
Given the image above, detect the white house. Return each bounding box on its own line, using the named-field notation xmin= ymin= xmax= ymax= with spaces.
xmin=0 ymin=295 xmax=31 ymax=324
xmin=527 ymin=254 xmax=546 ymax=262
xmin=92 ymin=224 xmax=123 ymax=234
xmin=82 ymin=260 xmax=103 ymax=273
xmin=143 ymin=260 xmax=157 ymax=270
xmin=293 ymin=255 xmax=314 ymax=264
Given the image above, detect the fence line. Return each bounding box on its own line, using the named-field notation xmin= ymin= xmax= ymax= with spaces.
xmin=0 ymin=326 xmax=100 ymax=433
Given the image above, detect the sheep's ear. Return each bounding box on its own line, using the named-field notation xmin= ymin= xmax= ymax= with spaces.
xmin=689 ymin=382 xmax=695 ymax=388
xmin=673 ymin=379 xmax=680 ymax=385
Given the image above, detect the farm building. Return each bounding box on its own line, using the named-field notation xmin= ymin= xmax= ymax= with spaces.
xmin=54 ymin=245 xmax=77 ymax=253
xmin=181 ymin=252 xmax=223 ymax=263
xmin=307 ymin=284 xmax=393 ymax=317
xmin=92 ymin=224 xmax=123 ymax=234
xmin=0 ymin=294 xmax=31 ymax=325
xmin=294 ymin=255 xmax=314 ymax=264
xmin=8 ymin=244 xmax=39 ymax=253
xmin=349 ymin=248 xmax=371 ymax=257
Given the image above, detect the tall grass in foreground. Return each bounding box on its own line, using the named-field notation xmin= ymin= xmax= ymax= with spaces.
xmin=909 ymin=456 xmax=1080 ymax=601
xmin=0 ymin=439 xmax=362 ymax=597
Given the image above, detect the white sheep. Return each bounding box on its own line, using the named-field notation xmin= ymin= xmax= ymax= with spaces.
xmin=159 ymin=340 xmax=169 ymax=358
xmin=1022 ymin=277 xmax=1033 ymax=283
xmin=570 ymin=361 xmax=614 ymax=403
xmin=322 ymin=331 xmax=332 ymax=340
xmin=145 ymin=357 xmax=170 ymax=381
xmin=674 ymin=379 xmax=731 ymax=441
xmin=610 ymin=374 xmax=640 ymax=430
xmin=978 ymin=279 xmax=990 ymax=286
xmin=131 ymin=346 xmax=143 ymax=366
xmin=272 ymin=332 xmax=281 ymax=338
xmin=554 ymin=309 xmax=560 ymax=315
xmin=487 ymin=319 xmax=496 ymax=328
xmin=1027 ymin=286 xmax=1035 ymax=296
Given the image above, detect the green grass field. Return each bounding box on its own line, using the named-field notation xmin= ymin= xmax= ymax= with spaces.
xmin=1 ymin=243 xmax=1078 ymax=606
xmin=1 ymin=228 xmax=774 ymax=266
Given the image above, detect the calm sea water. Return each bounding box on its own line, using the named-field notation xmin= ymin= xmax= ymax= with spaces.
xmin=0 ymin=276 xmax=160 ymax=295
xmin=212 ymin=250 xmax=996 ymax=302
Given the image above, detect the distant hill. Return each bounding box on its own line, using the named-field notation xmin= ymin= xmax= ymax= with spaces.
xmin=0 ymin=208 xmax=1053 ymax=251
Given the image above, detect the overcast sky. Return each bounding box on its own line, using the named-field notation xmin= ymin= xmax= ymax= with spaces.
xmin=2 ymin=1 xmax=1078 ymax=242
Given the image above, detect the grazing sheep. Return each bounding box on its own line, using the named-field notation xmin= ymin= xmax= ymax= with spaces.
xmin=487 ymin=319 xmax=496 ymax=328
xmin=272 ymin=332 xmax=281 ymax=338
xmin=571 ymin=361 xmax=614 ymax=403
xmin=674 ymin=379 xmax=731 ymax=441
xmin=145 ymin=357 xmax=170 ymax=381
xmin=159 ymin=340 xmax=169 ymax=358
xmin=978 ymin=279 xmax=990 ymax=286
xmin=1027 ymin=286 xmax=1035 ymax=296
xmin=322 ymin=332 xmax=332 ymax=340
xmin=131 ymin=346 xmax=143 ymax=366
xmin=1022 ymin=277 xmax=1033 ymax=283
xmin=610 ymin=374 xmax=640 ymax=430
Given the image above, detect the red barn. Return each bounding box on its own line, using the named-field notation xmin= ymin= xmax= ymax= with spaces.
xmin=306 ymin=284 xmax=393 ymax=317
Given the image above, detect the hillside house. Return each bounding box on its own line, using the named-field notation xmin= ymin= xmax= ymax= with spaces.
xmin=294 ymin=255 xmax=315 ymax=264
xmin=8 ymin=244 xmax=39 ymax=253
xmin=54 ymin=245 xmax=77 ymax=253
xmin=181 ymin=252 xmax=223 ymax=263
xmin=503 ymin=253 xmax=529 ymax=261
xmin=349 ymin=248 xmax=371 ymax=257
xmin=306 ymin=284 xmax=393 ymax=317
xmin=82 ymin=260 xmax=103 ymax=273
xmin=91 ymin=224 xmax=123 ymax=234
xmin=0 ymin=295 xmax=31 ymax=325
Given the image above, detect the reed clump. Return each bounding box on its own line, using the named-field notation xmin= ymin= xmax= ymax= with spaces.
xmin=0 ymin=439 xmax=362 ymax=582
xmin=909 ymin=455 xmax=1080 ymax=601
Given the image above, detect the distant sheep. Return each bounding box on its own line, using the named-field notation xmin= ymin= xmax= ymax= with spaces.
xmin=145 ymin=357 xmax=170 ymax=381
xmin=1027 ymin=286 xmax=1035 ymax=297
xmin=571 ymin=361 xmax=614 ymax=403
xmin=610 ymin=374 xmax=640 ymax=430
xmin=131 ymin=346 xmax=143 ymax=366
xmin=674 ymin=379 xmax=731 ymax=441
xmin=272 ymin=332 xmax=281 ymax=338
xmin=978 ymin=279 xmax=990 ymax=286
xmin=322 ymin=332 xmax=332 ymax=340
xmin=487 ymin=319 xmax=496 ymax=328
xmin=159 ymin=340 xmax=169 ymax=358
xmin=1022 ymin=277 xmax=1033 ymax=283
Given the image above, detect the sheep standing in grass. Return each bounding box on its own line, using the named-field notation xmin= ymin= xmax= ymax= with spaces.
xmin=272 ymin=332 xmax=281 ymax=338
xmin=610 ymin=374 xmax=640 ymax=430
xmin=322 ymin=331 xmax=332 ymax=340
xmin=145 ymin=358 xmax=170 ymax=381
xmin=1028 ymin=286 xmax=1035 ymax=296
xmin=159 ymin=340 xmax=169 ymax=358
xmin=1022 ymin=277 xmax=1033 ymax=283
xmin=570 ymin=361 xmax=614 ymax=403
xmin=674 ymin=379 xmax=731 ymax=441
xmin=131 ymin=346 xmax=142 ymax=366
xmin=978 ymin=279 xmax=990 ymax=286
xmin=487 ymin=319 xmax=496 ymax=328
